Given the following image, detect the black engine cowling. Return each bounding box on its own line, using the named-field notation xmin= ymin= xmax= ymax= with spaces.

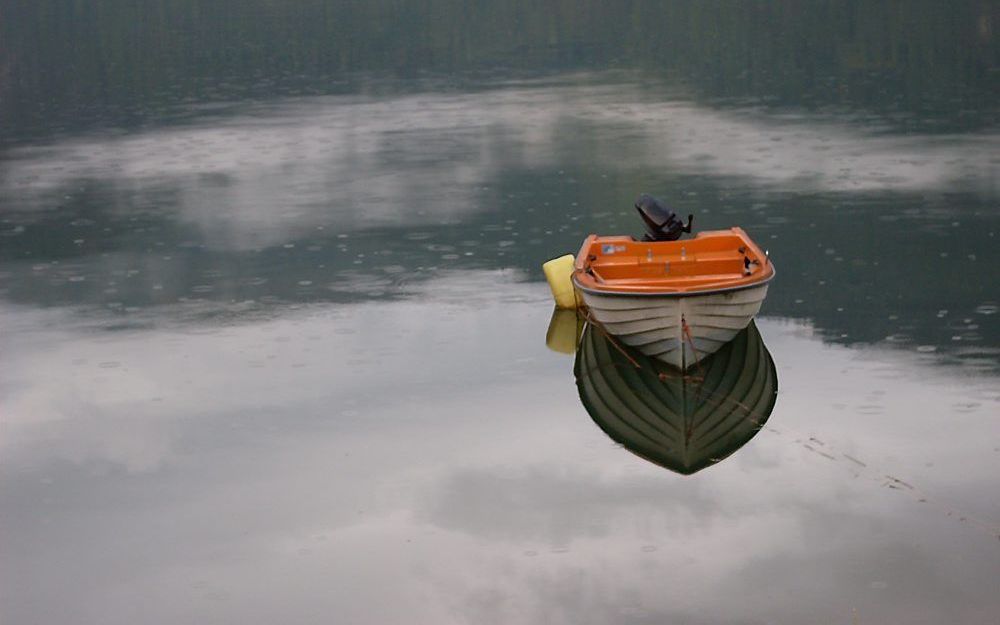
xmin=635 ymin=194 xmax=693 ymax=241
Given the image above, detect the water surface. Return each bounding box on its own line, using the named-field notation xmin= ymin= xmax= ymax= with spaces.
xmin=2 ymin=3 xmax=998 ymax=624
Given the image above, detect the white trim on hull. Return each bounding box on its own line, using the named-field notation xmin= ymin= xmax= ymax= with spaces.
xmin=580 ymin=283 xmax=769 ymax=370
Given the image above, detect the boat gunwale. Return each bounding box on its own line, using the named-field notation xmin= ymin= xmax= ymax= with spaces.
xmin=573 ymin=270 xmax=775 ymax=298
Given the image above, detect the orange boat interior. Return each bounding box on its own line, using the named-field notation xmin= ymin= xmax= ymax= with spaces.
xmin=573 ymin=228 xmax=774 ymax=294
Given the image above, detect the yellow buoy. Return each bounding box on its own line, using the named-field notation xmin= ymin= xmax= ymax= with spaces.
xmin=542 ymin=254 xmax=580 ymax=309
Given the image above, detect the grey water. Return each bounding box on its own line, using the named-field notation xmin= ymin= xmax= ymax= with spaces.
xmin=1 ymin=2 xmax=999 ymax=623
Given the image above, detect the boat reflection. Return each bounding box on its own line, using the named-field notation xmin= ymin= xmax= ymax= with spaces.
xmin=573 ymin=319 xmax=778 ymax=475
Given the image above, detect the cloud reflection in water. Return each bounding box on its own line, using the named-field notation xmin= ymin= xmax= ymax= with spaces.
xmin=3 ymin=277 xmax=997 ymax=624
xmin=4 ymin=77 xmax=996 ymax=253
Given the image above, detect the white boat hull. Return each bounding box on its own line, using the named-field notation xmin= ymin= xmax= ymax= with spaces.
xmin=579 ymin=284 xmax=769 ymax=370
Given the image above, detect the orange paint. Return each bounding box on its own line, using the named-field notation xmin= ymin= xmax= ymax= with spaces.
xmin=572 ymin=227 xmax=774 ymax=295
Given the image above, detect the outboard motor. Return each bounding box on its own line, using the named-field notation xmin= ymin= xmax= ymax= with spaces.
xmin=635 ymin=194 xmax=693 ymax=241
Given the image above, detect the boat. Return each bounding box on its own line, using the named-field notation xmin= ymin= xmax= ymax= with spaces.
xmin=569 ymin=195 xmax=775 ymax=370
xmin=574 ymin=320 xmax=778 ymax=475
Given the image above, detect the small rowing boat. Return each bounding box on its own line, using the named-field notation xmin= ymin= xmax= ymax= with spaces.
xmin=542 ymin=195 xmax=776 ymax=370
xmin=572 ymin=227 xmax=774 ymax=370
xmin=565 ymin=195 xmax=775 ymax=370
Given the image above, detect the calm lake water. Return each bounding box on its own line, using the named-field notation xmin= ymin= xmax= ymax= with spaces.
xmin=2 ymin=2 xmax=999 ymax=623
